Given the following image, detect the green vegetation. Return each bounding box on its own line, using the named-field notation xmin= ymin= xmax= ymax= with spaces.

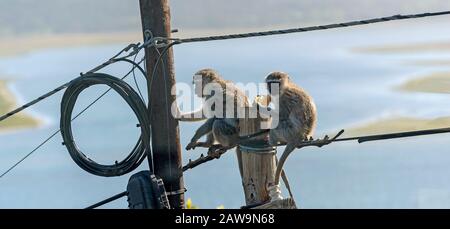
xmin=396 ymin=72 xmax=450 ymax=94
xmin=0 ymin=80 xmax=41 ymax=132
xmin=347 ymin=73 xmax=450 ymax=135
xmin=346 ymin=116 xmax=450 ymax=136
xmin=354 ymin=42 xmax=450 ymax=54
xmin=185 ymin=198 xmax=224 ymax=209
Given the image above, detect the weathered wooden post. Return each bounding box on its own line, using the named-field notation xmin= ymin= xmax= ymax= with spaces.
xmin=239 ymin=98 xmax=296 ymax=209
xmin=238 ymin=114 xmax=276 ymax=205
xmin=139 ymin=0 xmax=184 ymax=209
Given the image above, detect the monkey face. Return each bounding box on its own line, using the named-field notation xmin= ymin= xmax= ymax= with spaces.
xmin=265 ymin=72 xmax=289 ymax=95
xmin=193 ymin=76 xmax=204 ymax=97
xmin=266 ymin=81 xmax=280 ymax=95
xmin=193 ymin=69 xmax=221 ymax=98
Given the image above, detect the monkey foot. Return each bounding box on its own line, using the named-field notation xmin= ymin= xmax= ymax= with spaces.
xmin=207 ymin=145 xmax=228 ymax=158
xmin=297 ymin=130 xmax=345 ymax=148
xmin=307 ymin=136 xmax=331 ymax=147
xmin=185 ymin=142 xmax=198 ymax=151
xmin=186 ymin=142 xmax=213 ymax=151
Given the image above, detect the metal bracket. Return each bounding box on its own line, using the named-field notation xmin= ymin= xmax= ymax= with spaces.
xmin=239 ymin=139 xmax=276 ymax=154
xmin=166 ymin=188 xmax=187 ymax=196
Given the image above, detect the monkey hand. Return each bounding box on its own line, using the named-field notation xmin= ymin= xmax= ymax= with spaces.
xmin=186 ymin=142 xmax=198 ymax=151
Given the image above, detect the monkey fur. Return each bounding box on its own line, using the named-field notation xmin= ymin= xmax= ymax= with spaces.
xmin=180 ymin=69 xmax=249 ymax=152
xmin=265 ymin=71 xmax=317 ymax=156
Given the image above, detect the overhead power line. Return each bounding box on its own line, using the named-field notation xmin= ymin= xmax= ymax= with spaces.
xmin=0 ymin=57 xmax=146 ymax=179
xmin=85 ymin=191 xmax=128 ymax=209
xmin=177 ymin=11 xmax=450 ymax=44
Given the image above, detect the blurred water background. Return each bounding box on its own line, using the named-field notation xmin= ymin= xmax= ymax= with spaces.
xmin=0 ymin=1 xmax=450 ymax=208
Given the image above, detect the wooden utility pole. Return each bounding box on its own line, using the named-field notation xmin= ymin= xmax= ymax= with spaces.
xmin=239 ymin=99 xmax=296 ymax=209
xmin=239 ymin=115 xmax=275 ymax=205
xmin=139 ymin=0 xmax=184 ymax=209
xmin=239 ymin=103 xmax=277 ymax=206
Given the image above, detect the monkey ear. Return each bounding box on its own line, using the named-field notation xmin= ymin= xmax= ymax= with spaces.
xmin=287 ymin=73 xmax=292 ymax=81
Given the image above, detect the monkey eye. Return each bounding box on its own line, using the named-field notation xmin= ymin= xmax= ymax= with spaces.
xmin=268 ymin=82 xmax=280 ymax=86
xmin=267 ymin=81 xmax=280 ymax=94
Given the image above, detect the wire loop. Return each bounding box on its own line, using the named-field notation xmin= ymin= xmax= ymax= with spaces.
xmin=60 ymin=73 xmax=152 ymax=177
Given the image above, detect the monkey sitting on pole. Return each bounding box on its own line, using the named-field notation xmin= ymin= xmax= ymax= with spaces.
xmin=177 ymin=68 xmax=249 ymax=154
xmin=264 ymin=72 xmax=346 ymax=198
xmin=178 ymin=69 xmax=296 ymax=201
xmin=265 ymin=71 xmax=317 ymax=147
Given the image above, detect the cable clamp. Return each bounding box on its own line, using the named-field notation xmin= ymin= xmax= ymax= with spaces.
xmin=166 ymin=188 xmax=187 ymax=196
xmin=239 ymin=145 xmax=276 ymax=153
xmin=238 ymin=139 xmax=276 ymax=154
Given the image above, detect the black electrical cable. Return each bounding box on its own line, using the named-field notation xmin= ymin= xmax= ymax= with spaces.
xmin=60 ymin=73 xmax=152 ymax=177
xmin=85 ymin=191 xmax=128 ymax=209
xmin=177 ymin=11 xmax=450 ymax=44
xmin=0 ymin=57 xmax=147 ymax=179
xmin=0 ymin=50 xmax=146 ymax=124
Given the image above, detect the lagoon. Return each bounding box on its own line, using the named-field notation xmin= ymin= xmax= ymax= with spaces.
xmin=0 ymin=18 xmax=450 ymax=208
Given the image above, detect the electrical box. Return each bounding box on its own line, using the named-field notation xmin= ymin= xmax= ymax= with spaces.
xmin=127 ymin=171 xmax=170 ymax=209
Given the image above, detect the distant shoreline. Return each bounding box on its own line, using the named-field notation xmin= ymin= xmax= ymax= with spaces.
xmin=1 ymin=31 xmax=450 ymax=135
xmin=0 ymin=31 xmax=160 ymax=132
xmin=0 ymin=29 xmax=237 ymax=133
xmin=0 ymin=32 xmax=142 ymax=57
xmin=0 ymin=28 xmax=275 ymax=57
xmin=0 ymin=32 xmax=148 ymax=132
xmin=345 ymin=41 xmax=450 ymax=136
xmin=353 ymin=41 xmax=450 ymax=54
xmin=345 ymin=116 xmax=450 ymax=136
xmin=395 ymin=72 xmax=450 ymax=94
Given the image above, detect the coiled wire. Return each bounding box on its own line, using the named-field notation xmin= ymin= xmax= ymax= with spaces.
xmin=60 ymin=73 xmax=151 ymax=177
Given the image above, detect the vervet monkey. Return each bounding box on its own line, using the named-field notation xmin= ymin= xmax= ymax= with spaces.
xmin=178 ymin=69 xmax=249 ymax=152
xmin=265 ymin=71 xmax=317 ymax=157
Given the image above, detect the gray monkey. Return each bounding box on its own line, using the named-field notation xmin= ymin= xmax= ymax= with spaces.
xmin=265 ymin=72 xmax=317 ymax=157
xmin=178 ymin=69 xmax=249 ymax=152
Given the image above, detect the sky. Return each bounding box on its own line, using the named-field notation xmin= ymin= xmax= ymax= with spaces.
xmin=0 ymin=0 xmax=450 ymax=36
